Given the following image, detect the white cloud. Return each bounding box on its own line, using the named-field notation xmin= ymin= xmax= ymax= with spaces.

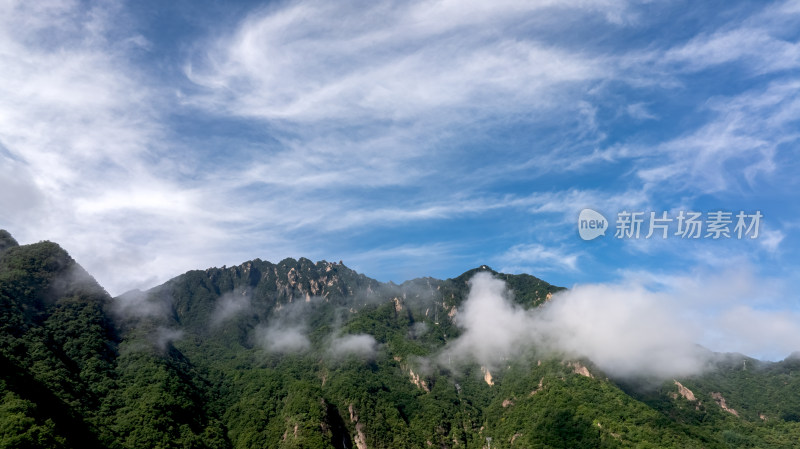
xmin=112 ymin=289 xmax=169 ymax=320
xmin=0 ymin=0 xmax=199 ymax=293
xmin=0 ymin=154 xmax=45 ymax=219
xmin=634 ymin=80 xmax=800 ymax=194
xmin=257 ymin=324 xmax=312 ymax=354
xmin=759 ymin=228 xmax=785 ymax=253
xmin=443 ymin=271 xmax=800 ymax=379
xmin=2 ymin=0 xmax=798 ymax=301
xmin=328 ymin=333 xmax=378 ymax=359
xmin=444 ymin=272 xmax=533 ymax=368
xmin=664 ymin=28 xmax=800 ymax=74
xmin=212 ymin=291 xmax=251 ymax=326
xmin=499 ymin=243 xmax=581 ymax=273
xmin=534 ymin=282 xmax=708 ymax=378
xmin=0 ymin=1 xmax=309 ymax=295
xmin=615 ymin=4 xmax=800 ymax=196
xmin=626 ymin=103 xmax=657 ymax=120
xmin=713 ymin=306 xmax=800 ymax=358
xmin=0 ymin=0 xmax=642 ymax=297
xmin=181 ymin=0 xmax=626 ymax=201
xmin=155 ymin=327 xmax=184 ymax=351
xmin=186 ymin=0 xmax=623 ymax=124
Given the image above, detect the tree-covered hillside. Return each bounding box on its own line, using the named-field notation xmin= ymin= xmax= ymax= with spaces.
xmin=1 ymin=231 xmax=799 ymax=448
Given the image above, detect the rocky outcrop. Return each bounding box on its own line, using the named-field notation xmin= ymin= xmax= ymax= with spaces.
xmin=481 ymin=366 xmax=494 ymax=386
xmin=673 ymin=381 xmax=696 ymax=402
xmin=530 ymin=378 xmax=544 ymax=396
xmin=348 ymin=404 xmax=368 ymax=449
xmin=409 ymin=368 xmax=430 ymax=392
xmin=711 ymin=392 xmax=739 ymax=416
xmin=566 ymin=361 xmax=593 ymax=378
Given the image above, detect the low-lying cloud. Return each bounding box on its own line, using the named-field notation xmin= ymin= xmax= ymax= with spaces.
xmin=255 ymin=300 xmax=314 ymax=353
xmin=155 ymin=327 xmax=184 ymax=351
xmin=211 ymin=290 xmax=251 ymax=326
xmin=531 ymin=283 xmax=707 ymax=378
xmin=443 ymin=271 xmax=800 ymax=379
xmin=328 ymin=333 xmax=378 ymax=359
xmin=444 ymin=273 xmax=532 ymax=368
xmin=257 ymin=324 xmax=311 ymax=353
xmin=409 ymin=321 xmax=429 ymax=339
xmin=112 ymin=289 xmax=169 ymax=320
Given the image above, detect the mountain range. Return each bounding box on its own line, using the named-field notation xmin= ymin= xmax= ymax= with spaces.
xmin=1 ymin=230 xmax=799 ymax=448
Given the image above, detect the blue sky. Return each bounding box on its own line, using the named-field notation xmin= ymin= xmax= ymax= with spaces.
xmin=1 ymin=0 xmax=800 ymax=356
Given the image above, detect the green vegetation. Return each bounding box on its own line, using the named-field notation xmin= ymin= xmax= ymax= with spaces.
xmin=1 ymin=230 xmax=799 ymax=448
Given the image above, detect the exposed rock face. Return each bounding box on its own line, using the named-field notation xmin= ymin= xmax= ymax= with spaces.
xmin=354 ymin=423 xmax=367 ymax=449
xmin=566 ymin=361 xmax=593 ymax=378
xmin=169 ymin=257 xmax=391 ymax=328
xmin=448 ymin=305 xmax=457 ymax=318
xmin=481 ymin=366 xmax=494 ymax=386
xmin=348 ymin=403 xmax=357 ymax=422
xmin=409 ymin=368 xmax=430 ymax=392
xmin=711 ymin=392 xmax=739 ymax=416
xmin=349 ymin=404 xmax=368 ymax=449
xmin=673 ymin=380 xmax=697 ymax=401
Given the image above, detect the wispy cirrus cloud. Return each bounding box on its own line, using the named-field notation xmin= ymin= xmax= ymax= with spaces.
xmin=499 ymin=243 xmax=582 ymax=274
xmin=635 ymin=79 xmax=800 ymax=193
xmin=1 ymin=0 xmax=798 ymax=299
xmin=0 ymin=0 xmax=293 ymax=293
xmin=0 ymin=0 xmax=176 ymax=291
xmin=185 ymin=0 xmax=624 ymax=124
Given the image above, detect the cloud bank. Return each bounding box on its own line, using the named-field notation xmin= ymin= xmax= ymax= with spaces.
xmin=443 ymin=272 xmax=800 ymax=379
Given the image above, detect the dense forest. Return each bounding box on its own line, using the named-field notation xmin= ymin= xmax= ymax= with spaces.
xmin=1 ymin=230 xmax=799 ymax=448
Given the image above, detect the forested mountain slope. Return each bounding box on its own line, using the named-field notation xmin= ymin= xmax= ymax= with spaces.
xmin=1 ymin=231 xmax=799 ymax=448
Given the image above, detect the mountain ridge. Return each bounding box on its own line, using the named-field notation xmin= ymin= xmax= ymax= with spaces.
xmin=2 ymin=230 xmax=800 ymax=448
